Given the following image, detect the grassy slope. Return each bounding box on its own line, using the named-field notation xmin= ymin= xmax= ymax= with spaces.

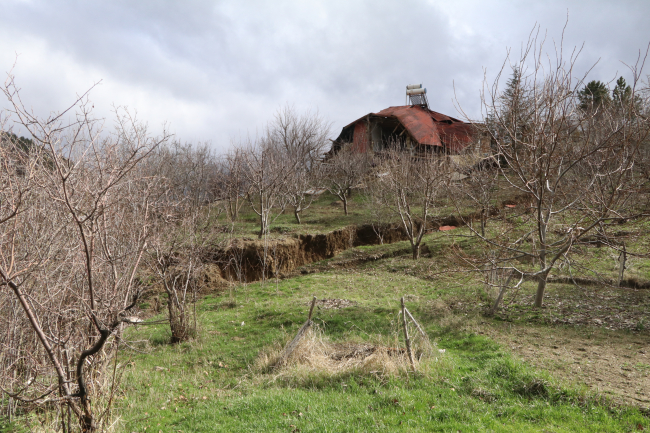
xmin=215 ymin=191 xmax=376 ymax=239
xmin=4 ymin=192 xmax=650 ymax=432
xmin=116 ymin=229 xmax=650 ymax=432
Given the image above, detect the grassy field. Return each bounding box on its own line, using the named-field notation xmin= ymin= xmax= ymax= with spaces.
xmin=112 ymin=214 xmax=650 ymax=432
xmin=115 ymin=269 xmax=649 ymax=432
xmin=3 ymin=192 xmax=650 ymax=432
xmin=213 ymin=189 xmax=465 ymax=239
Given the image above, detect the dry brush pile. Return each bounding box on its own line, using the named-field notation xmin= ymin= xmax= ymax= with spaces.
xmin=255 ymin=299 xmax=436 ymax=384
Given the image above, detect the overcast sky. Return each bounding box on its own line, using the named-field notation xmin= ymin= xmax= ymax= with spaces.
xmin=1 ymin=0 xmax=649 ymax=152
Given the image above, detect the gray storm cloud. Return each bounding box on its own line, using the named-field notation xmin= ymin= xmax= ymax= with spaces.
xmin=1 ymin=0 xmax=649 ymax=151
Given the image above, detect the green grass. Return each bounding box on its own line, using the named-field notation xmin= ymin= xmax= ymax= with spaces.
xmin=4 ymin=188 xmax=650 ymax=432
xmin=112 ymin=267 xmax=650 ymax=432
xmin=211 ymin=189 xmax=471 ymax=240
xmin=211 ymin=191 xmax=379 ymax=240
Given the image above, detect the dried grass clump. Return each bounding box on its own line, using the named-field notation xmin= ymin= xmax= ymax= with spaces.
xmin=256 ymin=326 xmax=435 ymax=381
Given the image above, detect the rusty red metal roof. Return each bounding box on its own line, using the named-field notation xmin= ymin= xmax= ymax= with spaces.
xmin=374 ymin=106 xmax=444 ymax=147
xmin=340 ymin=105 xmax=473 ymax=152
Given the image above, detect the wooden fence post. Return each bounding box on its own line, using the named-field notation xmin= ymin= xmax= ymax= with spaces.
xmin=404 ymin=307 xmax=427 ymax=340
xmin=274 ymin=296 xmax=317 ymax=369
xmin=401 ymin=297 xmax=415 ymax=372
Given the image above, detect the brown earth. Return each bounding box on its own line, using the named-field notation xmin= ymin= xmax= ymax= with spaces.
xmin=481 ymin=322 xmax=650 ymax=408
xmin=312 ymin=298 xmax=358 ymax=310
xmin=210 ymin=223 xmax=408 ymax=283
xmin=208 ymin=212 xmax=492 ymax=285
xmin=212 ymin=226 xmax=360 ymax=283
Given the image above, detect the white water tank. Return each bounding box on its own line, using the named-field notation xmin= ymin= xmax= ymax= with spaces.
xmin=406 ymin=87 xmax=426 ymax=95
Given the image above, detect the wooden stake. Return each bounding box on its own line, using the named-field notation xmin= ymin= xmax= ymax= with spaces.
xmin=308 ymin=296 xmax=316 ymax=321
xmin=404 ymin=307 xmax=428 ymax=340
xmin=401 ymin=297 xmax=416 ymax=372
xmin=274 ymin=296 xmax=317 ymax=369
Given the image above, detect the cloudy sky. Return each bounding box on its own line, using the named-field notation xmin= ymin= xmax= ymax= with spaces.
xmin=1 ymin=0 xmax=649 ymax=152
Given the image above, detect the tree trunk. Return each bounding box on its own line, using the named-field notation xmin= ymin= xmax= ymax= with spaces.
xmin=535 ymin=220 xmax=547 ymax=308
xmin=618 ymin=243 xmax=627 ymax=287
xmin=167 ymin=298 xmax=186 ymax=343
xmin=259 ymin=212 xmax=266 ymax=239
xmin=480 ymin=208 xmax=486 ymax=237
xmin=534 ymin=273 xmax=548 ymax=308
xmin=80 ymin=401 xmax=96 ymax=433
xmin=412 ymin=243 xmax=420 ymax=260
xmin=228 ymin=199 xmax=239 ymax=222
xmin=342 ymin=197 xmax=348 ymax=215
xmin=490 ymin=285 xmax=507 ymax=315
xmin=258 ymin=195 xmax=265 ymax=239
xmin=294 ymin=207 xmax=301 ymax=224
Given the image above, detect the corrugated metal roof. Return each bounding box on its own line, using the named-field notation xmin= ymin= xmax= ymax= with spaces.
xmin=338 ymin=105 xmax=473 ymax=152
xmin=375 ymin=106 xmax=444 ymax=147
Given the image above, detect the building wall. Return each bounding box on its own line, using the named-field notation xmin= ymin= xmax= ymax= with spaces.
xmin=352 ymin=121 xmax=369 ymax=153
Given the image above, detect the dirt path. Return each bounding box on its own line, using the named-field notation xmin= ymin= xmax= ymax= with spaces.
xmin=481 ymin=322 xmax=650 ymax=408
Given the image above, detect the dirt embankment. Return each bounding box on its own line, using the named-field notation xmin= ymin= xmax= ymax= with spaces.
xmin=207 ymin=196 xmax=531 ymax=285
xmin=209 ymin=215 xmax=481 ymax=284
xmin=212 ymin=226 xmax=357 ymax=283
xmin=207 ymin=223 xmax=403 ymax=284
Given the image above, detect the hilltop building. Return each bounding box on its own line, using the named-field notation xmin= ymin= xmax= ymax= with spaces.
xmin=329 ymin=84 xmax=489 ymax=157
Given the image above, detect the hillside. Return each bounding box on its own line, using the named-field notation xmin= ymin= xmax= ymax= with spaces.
xmin=111 ymin=194 xmax=650 ymax=431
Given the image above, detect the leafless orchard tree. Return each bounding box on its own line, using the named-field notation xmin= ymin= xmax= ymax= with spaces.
xmin=143 ymin=142 xmax=223 ymax=344
xmin=216 ymin=147 xmax=250 ymax=224
xmin=370 ymin=146 xmax=451 ymax=259
xmin=321 ymin=145 xmax=371 ymax=215
xmin=164 ymin=141 xmax=218 ymax=208
xmin=450 ymin=149 xmax=500 ymax=237
xmin=239 ymin=135 xmax=294 ymax=239
xmin=0 ymin=74 xmax=169 ymax=432
xmin=283 ymin=167 xmax=318 ymax=224
xmin=0 ymin=126 xmax=44 ymax=423
xmin=267 ymin=105 xmax=331 ymax=172
xmin=364 ymin=191 xmax=393 ymax=245
xmin=638 ymin=75 xmax=650 ymax=185
xmin=474 ymin=30 xmax=650 ymax=308
xmin=266 ymin=106 xmax=331 ymax=224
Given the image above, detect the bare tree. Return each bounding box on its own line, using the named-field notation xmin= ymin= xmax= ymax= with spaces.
xmin=0 ymin=74 xmax=169 ymax=432
xmin=240 ymin=136 xmax=293 ymax=238
xmin=321 ymin=145 xmax=371 ymax=215
xmin=144 ymin=142 xmax=222 ymax=343
xmin=477 ymin=30 xmax=650 ymax=308
xmin=370 ymin=146 xmax=450 ymax=259
xmin=450 ymin=150 xmax=500 ymax=237
xmin=216 ymin=147 xmax=250 ymax=224
xmin=267 ymin=105 xmax=331 ymax=171
xmin=284 ymin=167 xmax=318 ymax=224
xmin=265 ymin=106 xmax=330 ymax=224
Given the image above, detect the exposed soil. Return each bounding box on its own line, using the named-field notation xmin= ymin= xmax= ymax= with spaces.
xmin=313 ymin=298 xmax=357 ymax=310
xmin=209 ymin=223 xmax=408 ymax=283
xmin=212 ymin=226 xmax=359 ymax=283
xmin=482 ymin=322 xmax=650 ymax=408
xmin=475 ymin=287 xmax=650 ymax=332
xmin=422 ymin=266 xmax=650 ymax=332
xmin=205 ymin=196 xmax=532 ymax=286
